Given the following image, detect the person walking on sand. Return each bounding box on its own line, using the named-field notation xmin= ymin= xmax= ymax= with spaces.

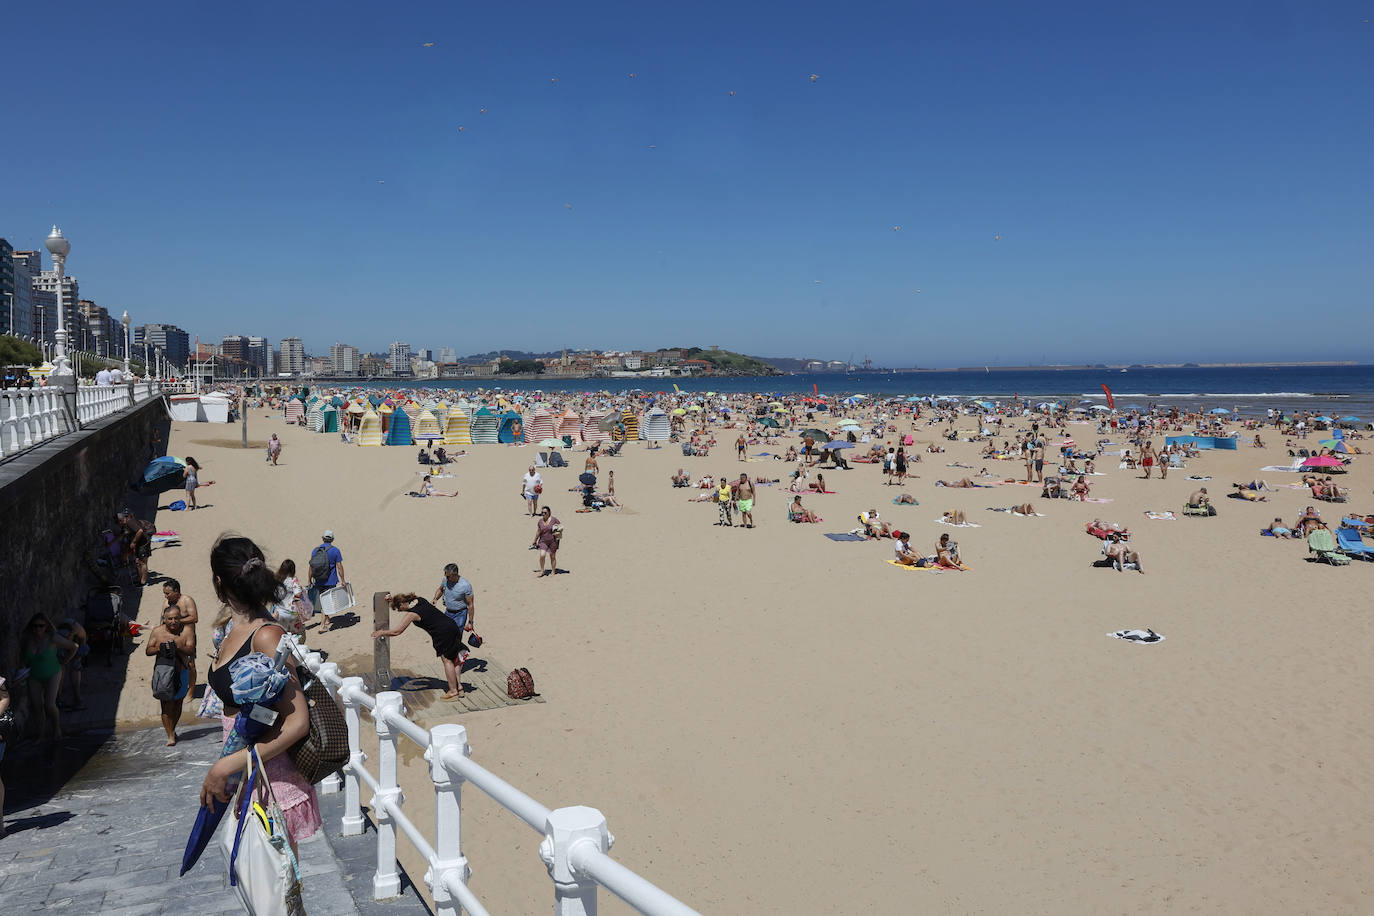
xmin=736 ymin=434 xmax=747 ymax=461
xmin=117 ymin=508 xmax=153 ymax=587
xmin=146 ymin=605 xmax=195 ymax=745
xmin=434 ymin=563 xmax=476 ymax=636
xmin=1140 ymin=441 xmax=1155 ymax=479
xmin=267 ymin=433 xmax=282 ymax=466
xmin=736 ymin=473 xmax=756 ymax=528
xmin=162 ymin=579 xmax=200 ymax=700
xmin=716 ymin=475 xmax=735 ymax=527
xmin=308 ymin=530 xmax=346 ymax=632
xmin=522 ymin=465 xmax=543 ymax=516
xmin=533 ymin=506 xmax=562 ymax=576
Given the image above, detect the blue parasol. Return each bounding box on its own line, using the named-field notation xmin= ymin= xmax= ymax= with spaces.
xmin=143 ymin=456 xmax=185 ymax=483
xmin=822 ymin=440 xmax=854 ymax=449
xmin=180 ymin=639 xmax=293 ymax=877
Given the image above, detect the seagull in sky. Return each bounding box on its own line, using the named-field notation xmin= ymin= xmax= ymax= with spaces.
xmin=729 ymin=90 xmax=736 ymax=96
xmin=422 ymin=42 xmax=435 ymax=48
xmin=480 ymin=107 xmax=487 ymax=114
xmin=994 ymin=233 xmax=1002 ymax=241
xmin=892 ymin=226 xmax=901 ymax=231
xmin=810 ymin=73 xmax=819 ymax=82
xmin=457 ymin=126 xmax=465 ymax=132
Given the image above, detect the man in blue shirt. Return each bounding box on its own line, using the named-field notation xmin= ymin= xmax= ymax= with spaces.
xmin=309 ymin=530 xmax=347 ymax=633
xmin=433 ymin=563 xmax=475 ymax=635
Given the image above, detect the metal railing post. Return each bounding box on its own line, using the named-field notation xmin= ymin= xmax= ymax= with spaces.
xmin=427 ymin=724 xmax=471 ymax=916
xmin=339 ymin=675 xmax=367 ymax=836
xmin=372 ymin=691 xmax=405 ymax=899
xmin=316 ymin=661 xmax=343 ymax=795
xmin=541 ymin=806 xmax=612 ymax=916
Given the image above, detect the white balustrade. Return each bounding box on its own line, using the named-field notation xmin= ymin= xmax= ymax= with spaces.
xmin=290 ymin=641 xmax=700 ymax=916
xmin=0 ymin=381 xmax=162 ymax=462
xmin=0 ymin=388 xmax=73 ymax=460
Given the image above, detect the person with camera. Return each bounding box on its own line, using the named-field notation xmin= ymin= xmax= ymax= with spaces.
xmin=146 ymin=605 xmax=196 ymax=746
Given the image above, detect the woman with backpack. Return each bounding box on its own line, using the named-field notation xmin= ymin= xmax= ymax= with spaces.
xmin=146 ymin=606 xmax=196 ymax=745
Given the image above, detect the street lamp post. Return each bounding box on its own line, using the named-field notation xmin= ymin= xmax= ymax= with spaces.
xmin=45 ymin=227 xmax=73 ymax=378
xmin=121 ymin=311 xmax=131 ymax=374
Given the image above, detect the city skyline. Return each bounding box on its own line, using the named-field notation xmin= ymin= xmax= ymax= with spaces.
xmin=2 ymin=3 xmax=1372 ymax=365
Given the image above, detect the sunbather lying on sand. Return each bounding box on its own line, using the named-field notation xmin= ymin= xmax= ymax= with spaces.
xmin=990 ymin=504 xmax=1038 ymax=516
xmin=936 ymin=478 xmax=977 ymax=488
xmin=893 ymin=493 xmax=918 ymax=505
xmin=1230 ymin=485 xmax=1268 ymax=502
xmin=1265 ymin=518 xmax=1296 ymax=538
xmin=941 ymin=510 xmax=968 ymax=526
xmin=859 ymin=510 xmax=892 ymax=538
xmin=1102 ymin=534 xmax=1144 ymax=573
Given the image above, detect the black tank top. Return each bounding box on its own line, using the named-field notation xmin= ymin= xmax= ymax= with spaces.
xmin=207 ymin=622 xmax=272 ymax=711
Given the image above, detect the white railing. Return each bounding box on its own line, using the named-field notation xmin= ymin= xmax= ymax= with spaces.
xmin=0 ymin=387 xmax=73 ymax=459
xmin=287 ymin=640 xmax=701 ymax=916
xmin=0 ymin=381 xmax=163 ymax=461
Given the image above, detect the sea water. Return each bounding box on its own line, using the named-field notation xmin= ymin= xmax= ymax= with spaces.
xmin=406 ymin=365 xmax=1374 ymax=421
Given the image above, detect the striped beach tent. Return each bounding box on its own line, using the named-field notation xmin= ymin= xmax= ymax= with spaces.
xmin=384 ymin=407 xmax=413 ymax=445
xmin=525 ymin=408 xmax=557 ymax=443
xmin=442 ymin=407 xmax=472 ymax=445
xmin=306 ymin=399 xmax=323 ymax=431
xmin=414 ymin=409 xmax=442 ymax=443
xmin=581 ymin=410 xmax=612 ymax=443
xmin=320 ymin=407 xmax=339 ymax=434
xmin=642 ymin=408 xmax=670 ymax=441
xmin=357 ymin=409 xmax=383 ymax=446
xmin=471 ymin=408 xmax=499 ymax=444
xmin=615 ymin=409 xmax=639 ymax=442
xmin=284 ymin=397 xmax=305 ymax=424
xmin=402 ymin=401 xmax=421 ymax=426
xmin=498 ymin=411 xmax=525 ymax=444
xmin=557 ymin=409 xmax=581 ymax=440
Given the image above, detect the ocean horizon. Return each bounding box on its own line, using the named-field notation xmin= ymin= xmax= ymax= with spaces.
xmin=387 ymin=365 xmax=1374 ymax=420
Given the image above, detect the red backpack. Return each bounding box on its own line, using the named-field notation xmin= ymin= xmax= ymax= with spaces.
xmin=506 ymin=667 xmax=536 ymax=700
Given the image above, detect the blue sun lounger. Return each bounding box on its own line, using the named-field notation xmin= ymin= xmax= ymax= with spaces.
xmin=1335 ymin=526 xmax=1374 ymax=561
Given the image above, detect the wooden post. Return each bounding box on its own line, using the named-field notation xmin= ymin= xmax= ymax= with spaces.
xmin=240 ymin=389 xmax=248 ymax=448
xmin=373 ymin=590 xmax=393 ymax=691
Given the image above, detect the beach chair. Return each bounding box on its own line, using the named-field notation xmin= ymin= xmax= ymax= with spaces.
xmin=1307 ymin=529 xmax=1351 ymax=565
xmin=535 ymin=452 xmax=549 ymax=468
xmin=549 ymin=451 xmax=567 ymax=468
xmin=1335 ymin=526 xmax=1374 ymax=561
xmin=1342 ymin=516 xmax=1371 ymax=530
xmin=1181 ymin=503 xmax=1214 ymax=517
xmin=604 ymin=440 xmax=625 ymax=457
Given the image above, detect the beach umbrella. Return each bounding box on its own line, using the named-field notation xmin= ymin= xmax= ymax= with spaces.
xmin=800 ymin=428 xmax=826 ymax=441
xmin=1302 ymin=455 xmax=1343 ymax=467
xmin=1314 ymin=416 xmax=1333 ymax=423
xmin=1339 ymin=416 xmax=1361 ymax=423
xmin=539 ymin=438 xmax=563 ymax=447
xmin=672 ymin=408 xmax=686 ymax=415
xmin=687 ymin=405 xmax=702 ymax=412
xmin=1209 ymin=407 xmax=1231 ymax=414
xmin=822 ymin=440 xmax=854 ymax=449
xmin=578 ymin=472 xmax=597 ymax=488
xmin=756 ymin=417 xmax=780 ymax=428
xmin=142 ymin=456 xmax=185 ymax=484
xmin=1320 ymin=440 xmax=1352 ymax=453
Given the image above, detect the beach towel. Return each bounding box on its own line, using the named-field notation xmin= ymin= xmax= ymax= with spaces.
xmin=935 ymin=518 xmax=981 ymax=528
xmin=752 ymin=452 xmax=772 ymax=457
xmin=987 ymin=508 xmax=1045 ymax=517
xmin=151 ymin=534 xmax=180 ymax=544
xmin=1186 ymin=475 xmax=1211 ymax=481
xmin=1083 ymin=497 xmax=1114 ymax=504
xmin=1143 ymin=511 xmax=1176 ymax=520
xmin=1259 ymin=465 xmax=1305 ymax=473
xmin=1109 ymin=629 xmax=1164 ymax=644
xmin=824 ymin=532 xmax=867 ymax=542
xmin=887 ymin=559 xmax=942 ymax=572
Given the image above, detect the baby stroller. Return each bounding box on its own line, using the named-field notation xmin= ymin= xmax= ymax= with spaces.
xmin=84 ymin=587 xmax=126 ymax=666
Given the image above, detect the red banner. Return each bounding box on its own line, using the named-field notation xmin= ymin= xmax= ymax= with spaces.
xmin=813 ymin=383 xmax=819 ymax=397
xmin=1101 ymin=384 xmax=1115 ymax=409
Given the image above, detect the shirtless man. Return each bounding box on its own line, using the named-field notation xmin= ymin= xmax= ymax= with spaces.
xmin=1188 ymin=487 xmax=1216 ymax=515
xmin=736 ymin=474 xmax=756 ymax=528
xmin=162 ymin=579 xmax=199 ymax=700
xmin=736 ymin=435 xmax=747 ymax=461
xmin=1104 ymin=534 xmax=1144 ymax=573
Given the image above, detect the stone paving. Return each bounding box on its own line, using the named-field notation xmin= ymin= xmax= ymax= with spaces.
xmin=0 ymin=724 xmax=430 ymax=914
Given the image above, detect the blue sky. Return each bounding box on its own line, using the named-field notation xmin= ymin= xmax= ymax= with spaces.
xmin=3 ymin=1 xmax=1371 ymax=366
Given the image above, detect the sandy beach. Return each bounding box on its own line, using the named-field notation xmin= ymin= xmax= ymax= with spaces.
xmin=114 ymin=404 xmax=1373 ymax=913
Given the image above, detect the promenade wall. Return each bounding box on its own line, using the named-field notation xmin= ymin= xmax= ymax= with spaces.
xmin=0 ymin=397 xmax=168 ymax=675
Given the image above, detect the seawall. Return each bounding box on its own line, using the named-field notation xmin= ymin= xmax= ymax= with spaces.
xmin=0 ymin=396 xmax=169 ymax=676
